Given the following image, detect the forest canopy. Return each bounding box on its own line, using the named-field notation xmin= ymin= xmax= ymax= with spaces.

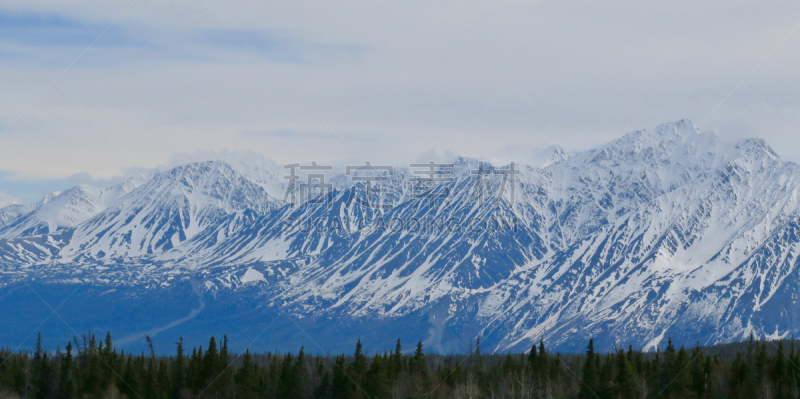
xmin=0 ymin=333 xmax=797 ymax=399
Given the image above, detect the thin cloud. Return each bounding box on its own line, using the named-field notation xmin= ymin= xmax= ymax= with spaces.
xmin=0 ymin=190 xmax=22 ymax=207
xmin=1 ymin=1 xmax=799 ymax=201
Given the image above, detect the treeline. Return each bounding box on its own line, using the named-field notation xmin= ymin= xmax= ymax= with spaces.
xmin=1 ymin=333 xmax=800 ymax=398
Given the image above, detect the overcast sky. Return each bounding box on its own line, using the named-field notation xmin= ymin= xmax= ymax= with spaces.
xmin=1 ymin=0 xmax=799 ymax=203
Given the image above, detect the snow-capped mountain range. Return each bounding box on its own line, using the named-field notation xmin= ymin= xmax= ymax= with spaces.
xmin=3 ymin=119 xmax=800 ymax=354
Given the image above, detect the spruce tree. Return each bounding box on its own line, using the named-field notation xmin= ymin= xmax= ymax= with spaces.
xmin=173 ymin=338 xmax=185 ymax=399
xmin=101 ymin=332 xmax=116 ymax=389
xmin=662 ymin=338 xmax=677 ymax=397
xmin=216 ymin=335 xmax=234 ymax=396
xmin=34 ymin=349 xmax=53 ymax=399
xmin=647 ymin=348 xmax=660 ymax=398
xmin=120 ymin=354 xmax=141 ymax=399
xmin=332 ymin=355 xmax=349 ymax=399
xmin=579 ymin=339 xmax=598 ymax=399
xmin=59 ymin=341 xmax=77 ymax=399
xmin=314 ymin=367 xmax=332 ymax=399
xmin=413 ymin=341 xmax=427 ymax=377
xmin=157 ymin=359 xmax=170 ymax=398
xmin=615 ymin=349 xmax=636 ymax=399
xmin=473 ymin=337 xmax=484 ymax=375
xmin=203 ymin=336 xmax=219 ymax=389
xmin=364 ymin=353 xmax=388 ymax=399
xmin=235 ymin=349 xmax=258 ymax=397
xmin=350 ymin=339 xmax=368 ymax=393
xmin=391 ymin=338 xmax=403 ymax=378
xmin=755 ymin=341 xmax=769 ymax=394
xmin=187 ymin=347 xmax=202 ymax=390
xmin=773 ymin=340 xmax=788 ymax=398
xmin=597 ymin=353 xmax=613 ymax=398
xmin=294 ymin=347 xmax=308 ymax=398
xmin=690 ymin=342 xmax=706 ymax=395
xmin=537 ymin=339 xmax=547 ymax=373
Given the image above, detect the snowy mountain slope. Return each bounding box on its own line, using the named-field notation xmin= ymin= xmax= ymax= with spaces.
xmin=0 ymin=228 xmax=71 ymax=265
xmin=3 ymin=120 xmax=800 ymax=353
xmin=0 ymin=185 xmax=106 ymax=238
xmin=0 ymin=193 xmax=59 ymax=229
xmin=0 ymin=176 xmax=147 ymax=239
xmin=58 ymin=161 xmax=281 ymax=261
xmin=0 ymin=203 xmax=38 ymax=228
xmin=266 ymin=163 xmax=549 ymax=318
xmin=476 ymin=131 xmax=800 ymax=351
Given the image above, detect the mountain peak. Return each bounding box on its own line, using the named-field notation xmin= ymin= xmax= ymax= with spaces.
xmin=37 ymin=192 xmax=58 ymax=206
xmin=608 ymin=119 xmax=700 ymax=150
xmin=541 ymin=145 xmax=569 ymax=167
xmin=169 ymin=159 xmax=234 ymax=174
xmin=654 ymin=118 xmax=698 ymax=137
xmin=735 ymin=138 xmax=782 ymax=162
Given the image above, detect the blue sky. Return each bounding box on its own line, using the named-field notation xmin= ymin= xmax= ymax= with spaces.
xmin=0 ymin=172 xmax=84 ymax=203
xmin=1 ymin=0 xmax=800 ymax=204
xmin=0 ymin=8 xmax=364 ymax=70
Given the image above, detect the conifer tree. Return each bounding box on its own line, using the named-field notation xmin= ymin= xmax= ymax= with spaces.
xmin=173 ymin=338 xmax=185 ymax=399
xmin=413 ymin=341 xmax=427 ymax=376
xmin=579 ymin=339 xmax=598 ymax=399
xmin=235 ymin=349 xmax=258 ymax=398
xmin=101 ymin=332 xmax=117 ymax=389
xmin=187 ymin=346 xmax=202 ymax=389
xmin=365 ymin=353 xmax=388 ymax=399
xmin=755 ymin=341 xmax=769 ymax=396
xmin=615 ymin=349 xmax=636 ymax=399
xmin=690 ymin=342 xmax=706 ymax=395
xmin=332 ymin=355 xmax=349 ymax=399
xmin=596 ymin=353 xmax=613 ymax=399
xmin=350 ymin=339 xmax=368 ymax=390
xmin=790 ymin=339 xmax=800 ymax=398
xmin=647 ymin=348 xmax=660 ymax=397
xmin=83 ymin=334 xmax=103 ymax=396
xmin=314 ymin=366 xmax=332 ymax=399
xmin=59 ymin=341 xmax=77 ymax=399
xmin=201 ymin=335 xmax=229 ymax=396
xmin=278 ymin=352 xmax=293 ymax=398
xmin=295 ymin=347 xmax=308 ymax=398
xmin=120 ymin=354 xmax=141 ymax=399
xmin=391 ymin=338 xmax=403 ymax=378
xmin=33 ymin=335 xmax=53 ymax=399
xmin=154 ymin=358 xmax=169 ymax=398
xmin=773 ymin=340 xmax=787 ymax=398
xmin=216 ymin=335 xmax=234 ymax=396
xmin=537 ymin=339 xmax=547 ymax=373
xmin=204 ymin=336 xmax=219 ymax=383
xmin=474 ymin=337 xmax=484 ymax=375
xmin=662 ymin=338 xmax=677 ymax=397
